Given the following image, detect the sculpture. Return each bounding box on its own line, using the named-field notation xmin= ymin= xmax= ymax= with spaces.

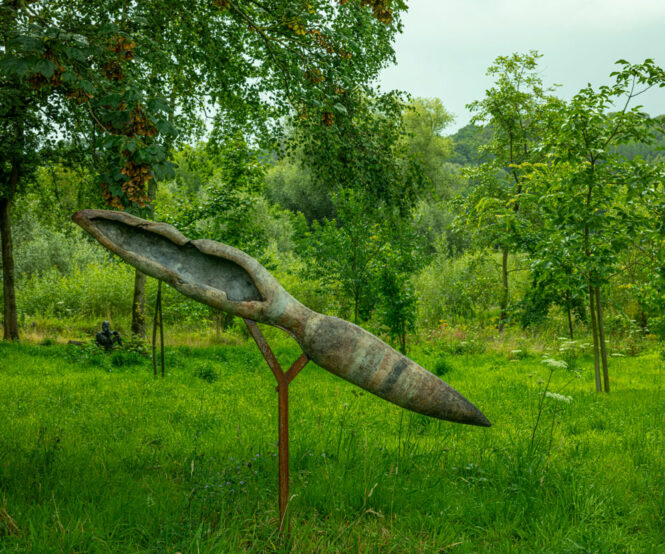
xmin=74 ymin=209 xmax=489 ymax=426
xmin=73 ymin=209 xmax=490 ymax=532
xmin=95 ymin=320 xmax=122 ymax=352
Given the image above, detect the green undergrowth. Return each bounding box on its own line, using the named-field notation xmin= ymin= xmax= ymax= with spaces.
xmin=0 ymin=339 xmax=663 ymax=552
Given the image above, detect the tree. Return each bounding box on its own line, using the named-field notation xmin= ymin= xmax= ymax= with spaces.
xmin=267 ymin=96 xmax=454 ymax=226
xmin=456 ymin=51 xmax=563 ymax=332
xmin=1 ymin=0 xmax=406 ymax=340
xmin=376 ymin=215 xmax=424 ymax=353
xmin=300 ymin=190 xmax=388 ymax=324
xmin=402 ymin=97 xmax=455 ymax=197
xmin=621 ymin=158 xmax=665 ymax=336
xmin=160 ymin=136 xmax=267 ymax=252
xmin=524 ymin=59 xmax=665 ymax=392
xmin=296 ymin=89 xmax=424 ymax=212
xmin=449 ymin=123 xmax=493 ymax=166
xmin=287 ymin=84 xmax=434 ymax=327
xmin=377 ymin=268 xmax=416 ymax=354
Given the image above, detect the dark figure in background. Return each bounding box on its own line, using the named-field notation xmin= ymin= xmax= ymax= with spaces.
xmin=96 ymin=320 xmax=122 ymax=352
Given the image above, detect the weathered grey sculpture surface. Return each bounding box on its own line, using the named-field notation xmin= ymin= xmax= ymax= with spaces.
xmin=73 ymin=209 xmax=490 ymax=427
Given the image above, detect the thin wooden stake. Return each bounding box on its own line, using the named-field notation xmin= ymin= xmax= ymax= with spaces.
xmin=152 ymin=280 xmax=164 ymax=378
xmin=159 ymin=283 xmax=165 ymax=378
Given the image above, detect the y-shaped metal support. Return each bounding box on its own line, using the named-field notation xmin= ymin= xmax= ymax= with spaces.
xmin=243 ymin=319 xmax=309 ymax=535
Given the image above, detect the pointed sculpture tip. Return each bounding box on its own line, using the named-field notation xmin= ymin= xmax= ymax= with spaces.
xmin=457 ymin=404 xmax=491 ymax=427
xmin=474 ymin=412 xmax=492 ymax=427
xmin=437 ymin=381 xmax=491 ymax=427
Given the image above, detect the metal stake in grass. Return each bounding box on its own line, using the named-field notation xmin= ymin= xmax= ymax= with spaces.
xmin=243 ymin=318 xmax=308 ymax=535
xmin=152 ymin=280 xmax=165 ymax=378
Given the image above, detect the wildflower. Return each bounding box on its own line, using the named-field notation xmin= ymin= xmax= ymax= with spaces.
xmin=545 ymin=392 xmax=572 ymax=403
xmin=542 ymin=358 xmax=568 ymax=369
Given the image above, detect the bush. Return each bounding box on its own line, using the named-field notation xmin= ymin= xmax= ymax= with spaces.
xmin=415 ymin=251 xmax=502 ymax=328
xmin=19 ymin=261 xmax=135 ymax=319
xmin=15 ymin=226 xmax=106 ymax=278
xmin=63 ymin=341 xmax=111 ymax=369
xmin=110 ymin=349 xmax=145 ymax=367
xmin=121 ymin=335 xmax=150 ymax=357
xmin=433 ymin=356 xmax=454 ymax=376
xmin=194 ymin=363 xmax=219 ymax=383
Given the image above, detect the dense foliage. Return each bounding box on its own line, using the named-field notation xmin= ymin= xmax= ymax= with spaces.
xmin=1 ymin=2 xmax=664 ymax=388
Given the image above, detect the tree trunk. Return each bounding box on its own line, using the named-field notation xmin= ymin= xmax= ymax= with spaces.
xmin=638 ymin=307 xmax=648 ymax=331
xmin=353 ymin=291 xmax=359 ymax=324
xmin=1 ymin=160 xmax=19 ymax=341
xmin=131 ymin=270 xmax=147 ymax=337
xmin=130 ymin=182 xmax=157 ymax=336
xmin=498 ymin=247 xmax=509 ymax=333
xmin=595 ymin=285 xmax=610 ymax=393
xmin=566 ymin=293 xmax=574 ymax=341
xmin=1 ymin=197 xmax=19 ymax=341
xmin=588 ymin=284 xmax=602 ymax=393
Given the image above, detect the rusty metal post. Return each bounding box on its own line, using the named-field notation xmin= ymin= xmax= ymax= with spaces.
xmin=243 ymin=319 xmax=308 ymax=535
xmin=277 ymin=376 xmax=289 ymax=525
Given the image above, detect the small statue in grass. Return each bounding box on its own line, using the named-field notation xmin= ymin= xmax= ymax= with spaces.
xmin=96 ymin=321 xmax=122 ymax=352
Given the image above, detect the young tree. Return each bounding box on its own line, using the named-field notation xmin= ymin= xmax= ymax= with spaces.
xmin=377 ymin=268 xmax=417 ymax=354
xmin=525 ymin=59 xmax=665 ymax=392
xmin=301 ymin=190 xmax=388 ymax=324
xmin=615 ymin=152 xmax=665 ymax=335
xmin=402 ymin=97 xmax=455 ymax=197
xmin=456 ymin=51 xmax=563 ymax=332
xmin=376 ymin=215 xmax=424 ymax=353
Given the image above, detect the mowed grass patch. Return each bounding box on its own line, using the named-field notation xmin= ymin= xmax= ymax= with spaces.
xmin=0 ymin=340 xmax=664 ymax=552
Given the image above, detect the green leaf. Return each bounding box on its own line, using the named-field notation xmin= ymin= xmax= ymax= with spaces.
xmin=61 ymin=70 xmax=77 ymax=83
xmin=64 ymin=46 xmax=88 ymax=62
xmin=0 ymin=55 xmax=29 ymax=77
xmin=110 ymin=184 xmax=124 ymax=196
xmin=11 ymin=35 xmax=44 ymax=53
xmin=35 ymin=59 xmax=56 ymax=78
xmin=152 ymin=161 xmax=176 ymax=181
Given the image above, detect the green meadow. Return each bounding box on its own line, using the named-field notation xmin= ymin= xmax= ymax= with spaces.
xmin=1 ymin=340 xmax=663 ymax=552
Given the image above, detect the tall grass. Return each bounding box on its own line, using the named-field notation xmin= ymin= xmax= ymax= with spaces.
xmin=0 ymin=341 xmax=663 ymax=551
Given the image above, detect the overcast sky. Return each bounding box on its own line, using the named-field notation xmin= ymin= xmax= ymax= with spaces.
xmin=379 ymin=0 xmax=665 ymax=131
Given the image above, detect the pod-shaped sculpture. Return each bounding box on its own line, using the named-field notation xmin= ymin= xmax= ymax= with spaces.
xmin=73 ymin=210 xmax=490 ymax=427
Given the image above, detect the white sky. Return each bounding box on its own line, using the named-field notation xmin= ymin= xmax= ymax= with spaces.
xmin=379 ymin=0 xmax=665 ymax=131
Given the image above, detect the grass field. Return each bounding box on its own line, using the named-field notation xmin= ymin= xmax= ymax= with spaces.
xmin=0 ymin=337 xmax=664 ymax=552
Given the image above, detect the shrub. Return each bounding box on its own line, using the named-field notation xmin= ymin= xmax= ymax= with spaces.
xmin=433 ymin=356 xmax=454 ymax=376
xmin=16 ymin=227 xmax=106 ymax=278
xmin=19 ymin=261 xmax=134 ymax=319
xmin=415 ymin=251 xmax=501 ymax=328
xmin=110 ymin=349 xmax=144 ymax=367
xmin=63 ymin=341 xmax=110 ymax=369
xmin=194 ymin=363 xmax=219 ymax=383
xmin=122 ymin=335 xmax=150 ymax=357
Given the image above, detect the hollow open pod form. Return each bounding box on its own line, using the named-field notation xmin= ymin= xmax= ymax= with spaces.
xmin=73 ymin=209 xmax=491 ymax=427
